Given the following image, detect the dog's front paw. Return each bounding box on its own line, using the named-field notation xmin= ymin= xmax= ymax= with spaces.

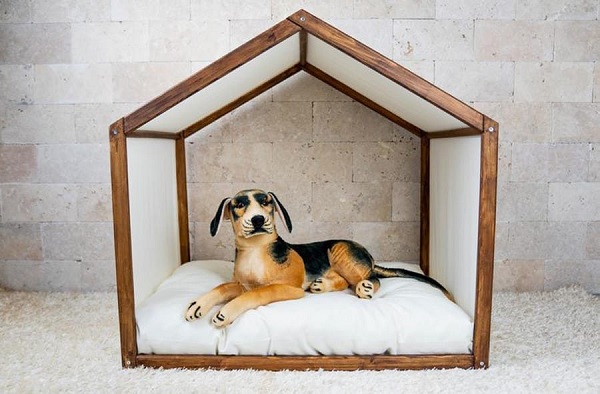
xmin=185 ymin=301 xmax=208 ymax=321
xmin=309 ymin=278 xmax=325 ymax=293
xmin=211 ymin=310 xmax=230 ymax=328
xmin=356 ymin=280 xmax=374 ymax=299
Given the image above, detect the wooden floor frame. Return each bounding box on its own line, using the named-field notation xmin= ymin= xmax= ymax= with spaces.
xmin=110 ymin=10 xmax=498 ymax=371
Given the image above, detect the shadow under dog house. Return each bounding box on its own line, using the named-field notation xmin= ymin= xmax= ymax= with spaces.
xmin=110 ymin=9 xmax=498 ymax=371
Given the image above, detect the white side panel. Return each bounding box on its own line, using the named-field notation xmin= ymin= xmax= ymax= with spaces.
xmin=429 ymin=136 xmax=481 ymax=318
xmin=138 ymin=34 xmax=301 ymax=133
xmin=128 ymin=138 xmax=181 ymax=306
xmin=306 ymin=35 xmax=467 ymax=132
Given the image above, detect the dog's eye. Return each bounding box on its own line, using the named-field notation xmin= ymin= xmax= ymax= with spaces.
xmin=234 ymin=202 xmax=246 ymax=209
xmin=260 ymin=200 xmax=270 ymax=207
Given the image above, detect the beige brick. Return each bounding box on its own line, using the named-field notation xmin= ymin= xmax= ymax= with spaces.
xmin=392 ymin=182 xmax=419 ymax=222
xmin=192 ymin=0 xmax=270 ymax=20
xmin=553 ymin=103 xmax=600 ymax=143
xmin=496 ymin=142 xmax=512 ymax=185
xmin=515 ymin=62 xmax=594 ymax=103
xmin=547 ymin=222 xmax=588 ymax=260
xmin=595 ymin=64 xmax=600 ymax=102
xmin=435 ymin=61 xmax=514 ymax=102
xmin=393 ymin=20 xmax=474 ymax=61
xmin=81 ymin=260 xmax=116 ymax=291
xmin=74 ymin=103 xmax=138 ymax=143
xmin=0 ymin=145 xmax=37 ymax=183
xmin=437 ymin=0 xmax=516 ymax=19
xmin=38 ymin=261 xmax=81 ymax=291
xmin=516 ymin=0 xmax=598 ymax=20
xmin=283 ymin=222 xmax=355 ymax=245
xmin=549 ymin=183 xmax=600 ymax=221
xmin=0 ymin=224 xmax=42 ymax=260
xmin=590 ymin=144 xmax=600 ymax=181
xmin=36 ymin=144 xmax=110 ymax=183
xmin=273 ymin=72 xmax=350 ymax=102
xmin=41 ymin=223 xmax=114 ymax=261
xmin=353 ymin=222 xmax=419 ymax=261
xmin=112 ymin=62 xmax=191 ymax=103
xmin=150 ymin=20 xmax=229 ymax=62
xmin=496 ymin=182 xmax=548 ymax=222
xmin=34 ymin=64 xmax=112 ymax=104
xmin=556 ymin=21 xmax=600 ymax=61
xmin=313 ymin=102 xmax=394 ymax=142
xmin=354 ymin=0 xmax=435 ymax=19
xmin=312 ymin=182 xmax=392 ymax=222
xmin=2 ymin=184 xmax=77 ymax=222
xmin=1 ymin=104 xmax=75 ymax=144
xmin=272 ymin=142 xmax=353 ymax=183
xmin=493 ymin=222 xmax=509 ymax=261
xmin=191 ymin=222 xmax=236 ymax=261
xmin=475 ymin=102 xmax=552 ymax=143
xmin=475 ymin=20 xmax=553 ymax=61
xmin=0 ymin=65 xmax=33 ymax=104
xmin=229 ymin=101 xmax=313 ymax=143
xmin=544 ymin=260 xmax=600 ymax=293
xmin=353 ymin=141 xmax=420 ymax=183
xmin=72 ymin=21 xmax=149 ymax=63
xmin=112 ymin=0 xmax=189 ymax=21
xmin=32 ymin=0 xmax=110 ymax=22
xmin=0 ymin=261 xmax=41 ymax=291
xmin=493 ymin=260 xmax=544 ymax=292
xmin=272 ymin=0 xmax=354 ymax=20
xmin=506 ymin=222 xmax=549 ymax=260
xmin=586 ymin=222 xmax=600 ymax=259
xmin=330 ymin=19 xmax=394 ymax=58
xmin=0 ymin=23 xmax=70 ymax=64
xmin=187 ymin=142 xmax=273 ymax=183
xmin=0 ymin=1 xmax=31 ymax=22
xmin=77 ymin=184 xmax=113 ymax=222
xmin=511 ymin=143 xmax=589 ymax=183
xmin=230 ymin=19 xmax=274 ymax=49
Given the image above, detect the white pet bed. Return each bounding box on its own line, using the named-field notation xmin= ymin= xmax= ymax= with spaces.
xmin=136 ymin=260 xmax=473 ymax=356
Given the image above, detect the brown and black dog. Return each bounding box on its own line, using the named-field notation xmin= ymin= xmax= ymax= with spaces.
xmin=185 ymin=189 xmax=450 ymax=327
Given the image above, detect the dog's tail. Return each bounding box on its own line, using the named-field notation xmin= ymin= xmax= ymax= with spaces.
xmin=373 ymin=265 xmax=454 ymax=301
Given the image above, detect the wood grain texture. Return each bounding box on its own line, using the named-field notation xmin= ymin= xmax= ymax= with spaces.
xmin=427 ymin=127 xmax=482 ymax=139
xmin=109 ymin=119 xmax=138 ymax=368
xmin=289 ymin=9 xmax=485 ymax=131
xmin=123 ymin=20 xmax=302 ymax=133
xmin=472 ymin=118 xmax=499 ymax=369
xmin=175 ymin=136 xmax=190 ymax=264
xmin=136 ymin=354 xmax=474 ymax=371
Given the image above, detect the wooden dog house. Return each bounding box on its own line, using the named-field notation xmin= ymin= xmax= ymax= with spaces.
xmin=110 ymin=9 xmax=498 ymax=371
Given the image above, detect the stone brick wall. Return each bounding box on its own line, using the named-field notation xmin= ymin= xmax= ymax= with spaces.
xmin=1 ymin=0 xmax=598 ymax=293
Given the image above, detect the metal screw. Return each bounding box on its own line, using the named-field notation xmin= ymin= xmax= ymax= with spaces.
xmin=300 ymin=16 xmax=305 ymax=22
xmin=487 ymin=126 xmax=495 ymax=133
xmin=125 ymin=360 xmax=131 ymax=366
xmin=479 ymin=361 xmax=485 ymax=367
xmin=111 ymin=128 xmax=118 ymax=136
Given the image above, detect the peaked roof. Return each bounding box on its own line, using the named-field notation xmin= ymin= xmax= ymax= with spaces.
xmin=121 ymin=9 xmax=486 ymax=139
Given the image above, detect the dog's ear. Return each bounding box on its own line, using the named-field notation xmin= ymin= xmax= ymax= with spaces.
xmin=268 ymin=192 xmax=292 ymax=233
xmin=210 ymin=197 xmax=232 ymax=237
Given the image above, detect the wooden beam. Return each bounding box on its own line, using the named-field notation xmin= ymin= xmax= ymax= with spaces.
xmin=136 ymin=354 xmax=474 ymax=371
xmin=123 ymin=19 xmax=302 ymax=133
xmin=108 ymin=119 xmax=138 ymax=368
xmin=127 ymin=130 xmax=182 ymax=139
xmin=182 ymin=64 xmax=302 ymax=138
xmin=303 ymin=63 xmax=424 ymax=138
xmin=175 ymin=136 xmax=190 ymax=264
xmin=289 ymin=10 xmax=485 ymax=131
xmin=426 ymin=127 xmax=482 ymax=139
xmin=472 ymin=118 xmax=499 ymax=369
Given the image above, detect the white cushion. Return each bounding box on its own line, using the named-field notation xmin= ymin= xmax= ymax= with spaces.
xmin=136 ymin=260 xmax=473 ymax=355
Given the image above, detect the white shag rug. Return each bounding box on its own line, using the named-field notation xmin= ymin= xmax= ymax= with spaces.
xmin=1 ymin=286 xmax=599 ymax=394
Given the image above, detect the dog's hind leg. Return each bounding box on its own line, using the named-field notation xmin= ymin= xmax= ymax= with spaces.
xmin=309 ymin=269 xmax=349 ymax=294
xmin=327 ymin=242 xmax=381 ymax=299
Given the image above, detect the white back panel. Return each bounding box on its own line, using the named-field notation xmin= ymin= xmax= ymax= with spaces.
xmin=127 ymin=138 xmax=181 ymax=306
xmin=138 ymin=34 xmax=300 ymax=133
xmin=429 ymin=136 xmax=481 ymax=318
xmin=306 ymin=35 xmax=467 ymax=132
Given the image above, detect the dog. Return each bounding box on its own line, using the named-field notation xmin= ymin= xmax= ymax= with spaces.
xmin=185 ymin=189 xmax=451 ymax=327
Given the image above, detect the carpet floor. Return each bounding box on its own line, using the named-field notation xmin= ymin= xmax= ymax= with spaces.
xmin=1 ymin=286 xmax=599 ymax=393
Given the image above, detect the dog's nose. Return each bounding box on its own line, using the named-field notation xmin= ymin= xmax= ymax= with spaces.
xmin=251 ymin=215 xmax=265 ymax=229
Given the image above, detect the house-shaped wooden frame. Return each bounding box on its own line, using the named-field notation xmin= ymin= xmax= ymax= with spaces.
xmin=110 ymin=9 xmax=498 ymax=371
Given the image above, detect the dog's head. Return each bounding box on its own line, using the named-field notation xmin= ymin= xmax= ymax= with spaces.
xmin=209 ymin=189 xmax=292 ymax=240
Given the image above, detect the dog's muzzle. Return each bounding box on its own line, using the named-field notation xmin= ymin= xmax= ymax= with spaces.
xmin=241 ymin=215 xmax=273 ymax=238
